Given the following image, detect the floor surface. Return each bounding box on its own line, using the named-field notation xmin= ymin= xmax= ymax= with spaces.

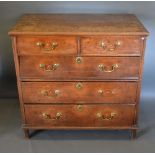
xmin=0 ymin=97 xmax=155 ymax=153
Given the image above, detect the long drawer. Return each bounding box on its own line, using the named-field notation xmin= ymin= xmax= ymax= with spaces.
xmin=19 ymin=56 xmax=140 ymax=80
xmin=22 ymin=82 xmax=137 ymax=104
xmin=24 ymin=104 xmax=135 ymax=127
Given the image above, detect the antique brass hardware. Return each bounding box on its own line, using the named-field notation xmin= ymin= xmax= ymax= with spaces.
xmin=110 ymin=40 xmax=121 ymax=51
xmin=41 ymin=89 xmax=60 ymax=97
xmin=76 ymin=82 xmax=83 ymax=90
xmin=36 ymin=41 xmax=58 ymax=51
xmin=76 ymin=57 xmax=82 ymax=64
xmin=54 ymin=90 xmax=60 ymax=96
xmin=42 ymin=112 xmax=51 ymax=119
xmin=96 ymin=112 xmax=117 ymax=120
xmin=99 ymin=41 xmax=106 ymax=49
xmin=98 ymin=89 xmax=104 ymax=96
xmin=36 ymin=42 xmax=43 ymax=47
xmin=55 ymin=112 xmax=62 ymax=120
xmin=99 ymin=40 xmax=121 ymax=51
xmin=98 ymin=64 xmax=118 ymax=72
xmin=39 ymin=63 xmax=59 ymax=71
xmin=77 ymin=105 xmax=83 ymax=111
xmin=42 ymin=112 xmax=62 ymax=120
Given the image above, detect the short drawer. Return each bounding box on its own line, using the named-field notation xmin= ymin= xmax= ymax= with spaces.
xmin=17 ymin=36 xmax=77 ymax=55
xmin=81 ymin=36 xmax=142 ymax=56
xmin=24 ymin=104 xmax=135 ymax=127
xmin=20 ymin=56 xmax=140 ymax=80
xmin=22 ymin=82 xmax=137 ymax=104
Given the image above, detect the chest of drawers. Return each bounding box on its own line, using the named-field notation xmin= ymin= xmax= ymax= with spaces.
xmin=9 ymin=14 xmax=149 ymax=139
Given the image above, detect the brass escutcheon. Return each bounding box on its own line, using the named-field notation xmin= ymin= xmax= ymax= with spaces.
xmin=77 ymin=105 xmax=83 ymax=111
xmin=76 ymin=82 xmax=83 ymax=90
xmin=76 ymin=57 xmax=82 ymax=64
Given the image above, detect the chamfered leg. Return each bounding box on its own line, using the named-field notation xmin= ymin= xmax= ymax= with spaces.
xmin=23 ymin=129 xmax=30 ymax=139
xmin=131 ymin=129 xmax=137 ymax=139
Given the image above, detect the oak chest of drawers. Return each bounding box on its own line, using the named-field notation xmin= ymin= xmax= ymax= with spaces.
xmin=9 ymin=14 xmax=149 ymax=138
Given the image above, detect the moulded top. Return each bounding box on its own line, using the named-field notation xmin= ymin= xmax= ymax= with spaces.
xmin=8 ymin=14 xmax=149 ymax=36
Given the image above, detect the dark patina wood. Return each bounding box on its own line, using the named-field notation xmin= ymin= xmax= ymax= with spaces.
xmin=81 ymin=36 xmax=143 ymax=56
xmin=17 ymin=36 xmax=77 ymax=55
xmin=19 ymin=56 xmax=140 ymax=80
xmin=9 ymin=14 xmax=149 ymax=139
xmin=9 ymin=14 xmax=148 ymax=35
xmin=24 ymin=104 xmax=135 ymax=127
xmin=22 ymin=82 xmax=137 ymax=104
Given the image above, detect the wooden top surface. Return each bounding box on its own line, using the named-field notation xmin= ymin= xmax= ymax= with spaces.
xmin=9 ymin=14 xmax=149 ymax=36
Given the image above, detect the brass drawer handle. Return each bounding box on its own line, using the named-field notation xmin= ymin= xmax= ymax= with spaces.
xmin=99 ymin=41 xmax=106 ymax=49
xmin=42 ymin=112 xmax=51 ymax=119
xmin=76 ymin=57 xmax=82 ymax=64
xmin=36 ymin=41 xmax=58 ymax=51
xmin=98 ymin=64 xmax=118 ymax=72
xmin=55 ymin=112 xmax=62 ymax=120
xmin=98 ymin=90 xmax=113 ymax=96
xmin=76 ymin=82 xmax=83 ymax=90
xmin=41 ymin=89 xmax=60 ymax=97
xmin=96 ymin=112 xmax=117 ymax=120
xmin=99 ymin=40 xmax=121 ymax=51
xmin=42 ymin=112 xmax=62 ymax=120
xmin=98 ymin=90 xmax=104 ymax=96
xmin=39 ymin=63 xmax=59 ymax=72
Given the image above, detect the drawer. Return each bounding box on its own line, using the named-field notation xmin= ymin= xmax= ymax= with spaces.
xmin=20 ymin=56 xmax=140 ymax=80
xmin=17 ymin=36 xmax=77 ymax=55
xmin=22 ymin=82 xmax=137 ymax=104
xmin=24 ymin=104 xmax=135 ymax=127
xmin=81 ymin=36 xmax=142 ymax=56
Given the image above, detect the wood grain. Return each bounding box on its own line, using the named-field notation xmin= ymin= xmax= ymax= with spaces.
xmin=22 ymin=81 xmax=137 ymax=104
xmin=24 ymin=104 xmax=135 ymax=127
xmin=9 ymin=14 xmax=149 ymax=138
xmin=8 ymin=14 xmax=149 ymax=36
xmin=19 ymin=56 xmax=140 ymax=80
xmin=17 ymin=36 xmax=77 ymax=55
xmin=81 ymin=36 xmax=142 ymax=56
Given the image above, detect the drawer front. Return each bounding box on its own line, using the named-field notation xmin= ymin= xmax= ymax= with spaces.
xmin=25 ymin=104 xmax=135 ymax=127
xmin=17 ymin=36 xmax=77 ymax=55
xmin=22 ymin=82 xmax=137 ymax=104
xmin=81 ymin=36 xmax=142 ymax=56
xmin=20 ymin=56 xmax=140 ymax=80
